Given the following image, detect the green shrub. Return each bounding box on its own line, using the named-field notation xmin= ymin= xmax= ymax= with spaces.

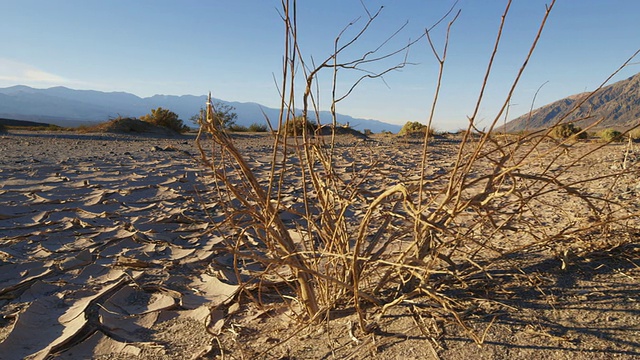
xmin=398 ymin=121 xmax=434 ymax=136
xmin=211 ymin=102 xmax=238 ymax=129
xmin=627 ymin=128 xmax=640 ymax=141
xmin=192 ymin=102 xmax=238 ymax=129
xmin=228 ymin=124 xmax=249 ymax=132
xmin=282 ymin=116 xmax=315 ymax=136
xmin=228 ymin=123 xmax=268 ymax=132
xmin=140 ymin=107 xmax=188 ymax=133
xmin=550 ymin=123 xmax=587 ymax=140
xmin=248 ymin=123 xmax=268 ymax=132
xmin=598 ymin=128 xmax=623 ymax=142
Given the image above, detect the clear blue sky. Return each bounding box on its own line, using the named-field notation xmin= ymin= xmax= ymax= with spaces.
xmin=2 ymin=0 xmax=640 ymax=131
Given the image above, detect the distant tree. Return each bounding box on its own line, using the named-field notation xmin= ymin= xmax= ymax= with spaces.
xmin=189 ymin=110 xmax=205 ymax=127
xmin=140 ymin=107 xmax=188 ymax=133
xmin=192 ymin=102 xmax=238 ymax=129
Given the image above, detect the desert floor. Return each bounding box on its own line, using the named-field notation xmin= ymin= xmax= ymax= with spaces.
xmin=0 ymin=130 xmax=638 ymax=359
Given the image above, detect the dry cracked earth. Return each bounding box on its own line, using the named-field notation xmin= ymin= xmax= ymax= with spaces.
xmin=0 ymin=130 xmax=638 ymax=359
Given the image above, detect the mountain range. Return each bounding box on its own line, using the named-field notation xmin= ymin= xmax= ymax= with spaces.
xmin=5 ymin=72 xmax=640 ymax=134
xmin=504 ymin=72 xmax=640 ymax=132
xmin=0 ymin=85 xmax=402 ymax=133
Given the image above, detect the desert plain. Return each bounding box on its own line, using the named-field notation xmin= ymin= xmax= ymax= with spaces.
xmin=0 ymin=128 xmax=638 ymax=359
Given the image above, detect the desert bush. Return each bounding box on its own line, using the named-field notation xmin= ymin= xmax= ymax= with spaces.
xmin=140 ymin=107 xmax=188 ymax=133
xmin=77 ymin=116 xmax=155 ymax=133
xmin=227 ymin=124 xmax=248 ymax=132
xmin=192 ymin=102 xmax=237 ymax=129
xmin=248 ymin=122 xmax=268 ymax=132
xmin=281 ymin=116 xmax=315 ymax=136
xmin=628 ymin=127 xmax=640 ymax=141
xmin=226 ymin=123 xmax=268 ymax=132
xmin=212 ymin=102 xmax=238 ymax=128
xmin=197 ymin=0 xmax=640 ymax=346
xmin=598 ymin=128 xmax=623 ymax=142
xmin=398 ymin=121 xmax=434 ymax=136
xmin=550 ymin=122 xmax=587 ymax=139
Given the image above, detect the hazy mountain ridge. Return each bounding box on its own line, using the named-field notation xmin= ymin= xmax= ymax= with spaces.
xmin=0 ymin=86 xmax=402 ymax=133
xmin=505 ymin=72 xmax=640 ymax=132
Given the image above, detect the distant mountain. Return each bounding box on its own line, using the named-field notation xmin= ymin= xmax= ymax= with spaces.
xmin=0 ymin=86 xmax=402 ymax=133
xmin=504 ymin=72 xmax=640 ymax=132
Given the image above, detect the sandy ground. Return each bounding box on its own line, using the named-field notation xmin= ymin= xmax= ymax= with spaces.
xmin=0 ymin=130 xmax=638 ymax=359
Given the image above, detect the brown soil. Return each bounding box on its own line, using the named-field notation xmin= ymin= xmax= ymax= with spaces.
xmin=0 ymin=130 xmax=638 ymax=359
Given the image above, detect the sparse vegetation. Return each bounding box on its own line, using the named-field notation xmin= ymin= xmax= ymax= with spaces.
xmin=227 ymin=124 xmax=248 ymax=132
xmin=0 ymin=123 xmax=66 ymax=131
xmin=140 ymin=107 xmax=189 ymax=133
xmin=226 ymin=123 xmax=269 ymax=132
xmin=17 ymin=124 xmax=64 ymax=131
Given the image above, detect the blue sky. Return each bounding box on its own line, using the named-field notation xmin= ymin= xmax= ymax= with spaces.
xmin=1 ymin=0 xmax=640 ymax=131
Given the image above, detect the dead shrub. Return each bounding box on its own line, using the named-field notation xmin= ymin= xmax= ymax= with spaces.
xmin=196 ymin=0 xmax=640 ymax=348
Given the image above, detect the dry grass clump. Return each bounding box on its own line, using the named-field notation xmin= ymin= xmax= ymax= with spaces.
xmin=196 ymin=0 xmax=639 ymax=348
